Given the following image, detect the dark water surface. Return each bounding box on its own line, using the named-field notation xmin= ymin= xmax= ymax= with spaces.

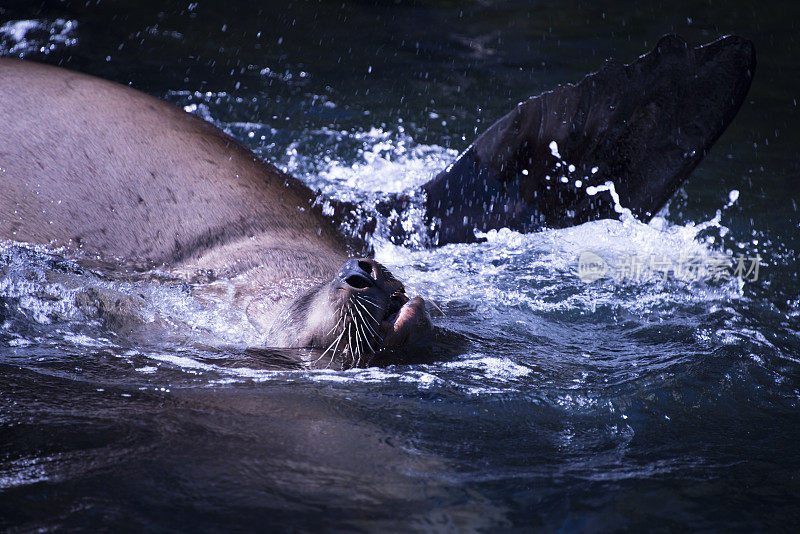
xmin=2 ymin=0 xmax=800 ymax=531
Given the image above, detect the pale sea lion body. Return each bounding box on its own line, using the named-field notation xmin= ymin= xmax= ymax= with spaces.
xmin=0 ymin=35 xmax=756 ymax=367
xmin=0 ymin=58 xmax=347 ymax=282
xmin=0 ymin=57 xmax=431 ymax=364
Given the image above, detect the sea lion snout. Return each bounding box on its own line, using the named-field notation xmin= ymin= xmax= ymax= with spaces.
xmin=336 ymin=259 xmax=376 ymax=290
xmin=265 ymin=257 xmax=432 ymax=368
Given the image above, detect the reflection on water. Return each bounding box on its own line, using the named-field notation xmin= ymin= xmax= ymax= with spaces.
xmin=2 ymin=0 xmax=800 ymax=530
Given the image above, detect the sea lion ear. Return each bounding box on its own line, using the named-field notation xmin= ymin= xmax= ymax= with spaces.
xmin=420 ymin=34 xmax=756 ymax=245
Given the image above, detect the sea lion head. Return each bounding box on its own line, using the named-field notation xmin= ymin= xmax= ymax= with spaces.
xmin=267 ymin=258 xmax=432 ymax=367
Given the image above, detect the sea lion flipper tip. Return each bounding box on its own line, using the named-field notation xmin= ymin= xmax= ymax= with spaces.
xmin=421 ymin=34 xmax=756 ymax=245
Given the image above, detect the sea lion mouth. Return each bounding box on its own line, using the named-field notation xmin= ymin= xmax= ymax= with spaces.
xmin=383 ymin=289 xmax=408 ymax=320
xmin=380 ymin=295 xmax=429 ymax=351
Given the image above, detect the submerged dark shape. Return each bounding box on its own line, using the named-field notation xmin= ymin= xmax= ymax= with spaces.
xmin=419 ymin=35 xmax=756 ymax=244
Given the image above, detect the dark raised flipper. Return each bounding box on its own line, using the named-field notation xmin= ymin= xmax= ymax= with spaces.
xmin=421 ymin=35 xmax=756 ymax=245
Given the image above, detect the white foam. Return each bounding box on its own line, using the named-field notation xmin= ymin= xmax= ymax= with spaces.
xmin=61 ymin=333 xmax=115 ymax=348
xmin=374 ymin=199 xmax=740 ymax=319
xmin=147 ymin=353 xmax=214 ymax=371
xmin=443 ymin=355 xmax=532 ymax=379
xmin=7 ymin=338 xmax=32 ymax=347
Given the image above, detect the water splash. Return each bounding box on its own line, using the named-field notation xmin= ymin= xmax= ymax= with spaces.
xmin=0 ymin=18 xmax=78 ymax=56
xmin=0 ymin=122 xmax=760 ymax=393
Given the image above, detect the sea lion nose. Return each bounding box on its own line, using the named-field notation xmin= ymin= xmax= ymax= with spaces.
xmin=338 ymin=259 xmax=374 ymax=289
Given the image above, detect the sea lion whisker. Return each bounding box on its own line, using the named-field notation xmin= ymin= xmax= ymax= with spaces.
xmin=328 ymin=326 xmax=347 ymax=364
xmin=354 ymin=336 xmax=362 ymax=368
xmin=306 ymin=306 xmax=345 ymax=367
xmin=341 ymin=307 xmax=354 ymax=367
xmin=351 ymin=298 xmax=374 ymax=329
xmin=323 ymin=327 xmax=345 ymax=356
xmin=357 ymin=305 xmax=379 ymax=353
xmin=353 ymin=301 xmax=381 ymax=335
xmin=355 ymin=293 xmax=379 ymax=314
xmin=348 ymin=304 xmax=367 ymax=368
xmin=352 ymin=314 xmax=365 ymax=367
xmin=357 ymin=317 xmax=376 ymax=366
xmin=351 ymin=303 xmax=372 ymax=346
xmin=351 ymin=303 xmax=379 ymax=356
xmin=326 ymin=313 xmax=345 ymax=336
xmin=347 ymin=321 xmax=358 ymax=369
xmin=357 ymin=295 xmax=382 ymax=308
xmin=422 ymin=297 xmax=445 ymax=317
xmin=354 ymin=294 xmax=380 ymax=315
xmin=315 ymin=309 xmax=348 ymax=365
xmin=353 ymin=295 xmax=380 ymax=308
xmin=354 ymin=312 xmax=371 ymax=368
xmin=357 ymin=321 xmax=376 ymax=358
xmin=313 ymin=327 xmax=345 ymax=366
xmin=353 ymin=299 xmax=380 ymax=338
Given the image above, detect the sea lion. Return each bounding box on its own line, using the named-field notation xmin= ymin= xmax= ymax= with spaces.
xmin=0 ymin=52 xmax=431 ymax=366
xmin=0 ymin=35 xmax=755 ymax=368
